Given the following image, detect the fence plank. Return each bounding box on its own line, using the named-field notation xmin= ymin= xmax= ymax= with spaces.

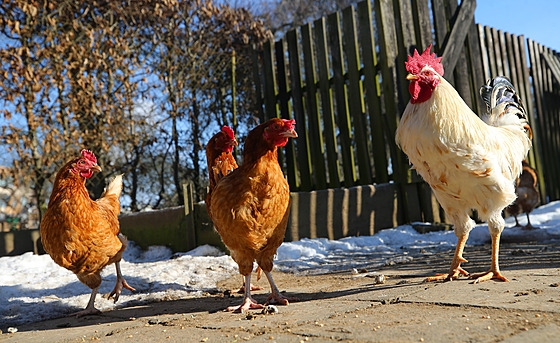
xmin=314 ymin=17 xmax=342 ymax=188
xmin=274 ymin=39 xmax=299 ymax=189
xmin=466 ymin=21 xmax=485 ymax=114
xmin=374 ymin=0 xmax=409 ymax=223
xmin=528 ymin=39 xmax=556 ymax=200
xmin=357 ymin=0 xmax=389 ymax=184
xmin=342 ymin=5 xmax=372 ymax=185
xmin=477 ymin=24 xmax=491 ymax=82
xmin=439 ymin=0 xmax=476 ymax=74
xmin=286 ymin=29 xmax=313 ymax=191
xmin=445 ymin=0 xmax=472 ymax=107
xmin=517 ymin=36 xmax=546 ymax=202
xmin=491 ymin=28 xmax=504 ymax=75
xmin=261 ymin=41 xmax=278 ymax=119
xmin=301 ymin=24 xmax=328 ymax=190
xmin=327 ymin=11 xmax=357 ymax=187
xmin=411 ymin=0 xmax=432 ymax=49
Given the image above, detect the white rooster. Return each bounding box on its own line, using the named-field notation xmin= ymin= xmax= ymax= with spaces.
xmin=396 ymin=45 xmax=532 ymax=283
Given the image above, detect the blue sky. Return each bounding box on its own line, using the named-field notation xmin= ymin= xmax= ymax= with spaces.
xmin=475 ymin=1 xmax=560 ymax=52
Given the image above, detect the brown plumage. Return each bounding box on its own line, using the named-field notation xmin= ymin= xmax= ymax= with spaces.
xmin=205 ymin=126 xmax=238 ymax=218
xmin=209 ymin=118 xmax=298 ymax=313
xmin=40 ymin=150 xmax=134 ymax=316
xmin=505 ymin=161 xmax=540 ymax=229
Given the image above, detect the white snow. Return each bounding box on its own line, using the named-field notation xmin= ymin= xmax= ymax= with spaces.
xmin=2 ymin=201 xmax=560 ymax=328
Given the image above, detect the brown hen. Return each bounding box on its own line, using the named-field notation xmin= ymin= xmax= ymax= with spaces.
xmin=40 ymin=150 xmax=134 ymax=316
xmin=209 ymin=118 xmax=298 ymax=313
xmin=505 ymin=161 xmax=540 ymax=230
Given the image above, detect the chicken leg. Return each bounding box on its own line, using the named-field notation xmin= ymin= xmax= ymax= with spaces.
xmin=227 ymin=273 xmax=264 ymax=313
xmin=425 ymin=233 xmax=470 ymax=282
xmin=108 ymin=261 xmax=135 ymax=302
xmin=264 ymin=271 xmax=298 ymax=305
xmin=70 ymin=287 xmax=101 ymax=317
xmin=470 ymin=231 xmax=508 ymax=283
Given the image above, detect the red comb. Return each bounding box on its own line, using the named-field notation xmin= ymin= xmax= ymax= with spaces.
xmin=80 ymin=149 xmax=97 ymax=163
xmin=282 ymin=119 xmax=296 ymax=130
xmin=221 ymin=126 xmax=235 ymax=139
xmin=405 ymin=44 xmax=444 ymax=76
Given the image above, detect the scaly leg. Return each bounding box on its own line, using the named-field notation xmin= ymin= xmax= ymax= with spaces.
xmin=425 ymin=234 xmax=470 ymax=282
xmin=235 ymin=267 xmax=264 ymax=293
xmin=264 ymin=271 xmax=298 ymax=305
xmin=470 ymin=231 xmax=508 ymax=283
xmin=70 ymin=287 xmax=101 ymax=317
xmin=226 ymin=273 xmax=264 ymax=313
xmin=108 ymin=261 xmax=135 ymax=303
xmin=522 ymin=213 xmax=538 ymax=230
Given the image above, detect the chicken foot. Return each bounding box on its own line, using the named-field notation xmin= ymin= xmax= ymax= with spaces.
xmin=425 ymin=234 xmax=470 ymax=282
xmin=470 ymin=231 xmax=509 ymax=283
xmin=264 ymin=271 xmax=298 ymax=305
xmin=227 ymin=273 xmax=264 ymax=313
xmin=107 ymin=261 xmax=135 ymax=303
xmin=70 ymin=287 xmax=101 ymax=317
xmin=522 ymin=213 xmax=538 ymax=230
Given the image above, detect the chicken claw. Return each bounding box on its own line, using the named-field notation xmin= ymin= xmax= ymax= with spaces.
xmin=470 ymin=270 xmax=509 ymax=284
xmin=70 ymin=308 xmax=102 ymax=317
xmin=265 ymin=292 xmax=298 ymax=306
xmin=424 ymin=266 xmax=470 ymax=282
xmin=107 ymin=262 xmax=135 ymax=303
xmin=226 ymin=296 xmax=264 ymax=313
xmin=108 ymin=277 xmax=135 ymax=303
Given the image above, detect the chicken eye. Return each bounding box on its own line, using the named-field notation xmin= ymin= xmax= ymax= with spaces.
xmin=79 ymin=160 xmax=85 ymax=165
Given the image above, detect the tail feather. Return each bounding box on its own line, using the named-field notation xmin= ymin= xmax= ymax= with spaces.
xmin=480 ymin=76 xmax=532 ymax=139
xmin=102 ymin=174 xmax=124 ymax=199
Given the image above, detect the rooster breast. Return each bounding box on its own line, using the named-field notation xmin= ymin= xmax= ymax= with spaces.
xmin=396 ymin=79 xmax=521 ymax=223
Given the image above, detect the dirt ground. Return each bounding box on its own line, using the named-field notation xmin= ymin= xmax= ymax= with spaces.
xmin=2 ymin=241 xmax=560 ymax=342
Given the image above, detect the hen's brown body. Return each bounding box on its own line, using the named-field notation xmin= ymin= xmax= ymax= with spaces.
xmin=40 ymin=150 xmax=134 ymax=316
xmin=205 ymin=127 xmax=238 ymax=218
xmin=209 ymin=118 xmax=297 ymax=312
xmin=505 ymin=161 xmax=540 ymax=229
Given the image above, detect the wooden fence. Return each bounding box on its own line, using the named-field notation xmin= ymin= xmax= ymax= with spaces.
xmin=253 ymin=0 xmax=560 ymax=224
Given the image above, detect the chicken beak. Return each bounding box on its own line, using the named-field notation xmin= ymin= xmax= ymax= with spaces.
xmin=230 ymin=139 xmax=238 ymax=147
xmin=90 ymin=165 xmax=102 ymax=172
xmin=407 ymin=74 xmax=419 ymax=80
xmin=281 ymin=129 xmax=298 ymax=138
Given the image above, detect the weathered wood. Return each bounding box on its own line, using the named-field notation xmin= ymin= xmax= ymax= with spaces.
xmin=439 ymin=0 xmax=476 ymax=74
xmin=301 ymin=23 xmax=328 ymax=190
xmin=483 ymin=26 xmax=497 ymax=77
xmin=542 ymin=52 xmax=560 ymax=84
xmin=411 ymin=0 xmax=433 ymax=49
xmin=342 ymin=6 xmax=372 ymax=185
xmin=275 ymin=39 xmax=299 ymax=190
xmin=445 ymin=0 xmax=472 ymax=108
xmin=477 ymin=24 xmax=491 ymax=82
xmin=313 ymin=17 xmax=342 ymax=189
xmin=357 ymin=0 xmax=389 ymax=184
xmin=396 ymin=0 xmax=417 ymax=110
xmin=261 ymin=41 xmax=278 ymax=120
xmin=374 ymin=0 xmax=409 ymax=223
xmin=328 ymin=11 xmax=357 ymax=187
xmin=286 ymin=29 xmax=313 ymax=191
xmin=466 ymin=21 xmax=485 ymax=114
xmin=491 ymin=28 xmax=504 ymax=75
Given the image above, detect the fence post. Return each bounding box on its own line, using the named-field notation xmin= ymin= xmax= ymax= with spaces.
xmin=183 ymin=182 xmax=197 ymax=249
